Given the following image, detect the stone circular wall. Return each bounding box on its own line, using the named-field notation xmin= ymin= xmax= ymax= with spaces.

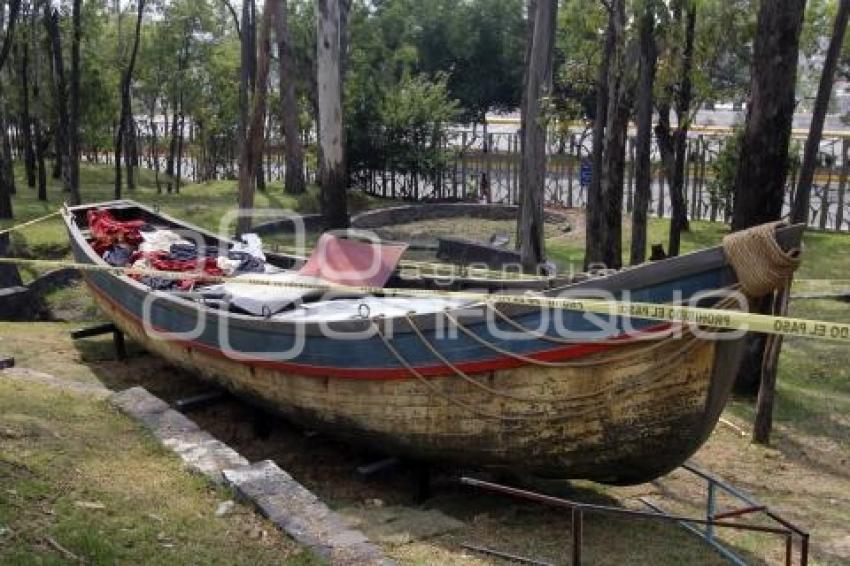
xmin=253 ymin=203 xmax=572 ymax=235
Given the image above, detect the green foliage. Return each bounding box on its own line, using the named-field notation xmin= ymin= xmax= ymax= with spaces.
xmin=706 ymin=127 xmax=743 ymax=215
xmin=554 ymin=0 xmax=608 ymax=122
xmin=655 ymin=0 xmax=757 ymax=111
xmin=345 ymin=0 xmax=524 ymax=125
xmin=379 ymin=73 xmax=459 ymax=176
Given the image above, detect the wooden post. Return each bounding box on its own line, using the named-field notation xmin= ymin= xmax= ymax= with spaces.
xmin=753 ymin=282 xmax=791 ymax=444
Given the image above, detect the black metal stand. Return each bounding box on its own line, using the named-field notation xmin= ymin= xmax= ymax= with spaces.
xmin=70 ymin=322 xmax=127 ymax=361
xmin=174 ymin=390 xmax=228 ymax=411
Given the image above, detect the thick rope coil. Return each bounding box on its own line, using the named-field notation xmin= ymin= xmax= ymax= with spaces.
xmin=722 ymin=222 xmax=801 ymax=297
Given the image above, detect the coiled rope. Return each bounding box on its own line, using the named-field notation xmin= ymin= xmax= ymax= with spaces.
xmin=722 ymin=221 xmax=801 ymax=297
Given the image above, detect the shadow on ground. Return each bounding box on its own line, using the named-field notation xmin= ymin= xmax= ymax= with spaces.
xmin=62 ymin=334 xmax=773 ymax=566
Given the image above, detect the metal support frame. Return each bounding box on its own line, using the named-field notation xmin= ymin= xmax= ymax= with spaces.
xmin=639 ymin=462 xmax=783 ymax=566
xmin=461 ymin=461 xmax=810 ymax=566
xmin=70 ymin=322 xmax=127 ymax=360
xmin=173 ymin=390 xmax=228 ymax=411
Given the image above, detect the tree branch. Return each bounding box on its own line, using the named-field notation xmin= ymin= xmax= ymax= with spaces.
xmin=220 ymin=0 xmax=241 ymax=39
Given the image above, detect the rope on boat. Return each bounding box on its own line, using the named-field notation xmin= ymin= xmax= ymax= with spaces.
xmin=0 ymin=211 xmax=60 ymax=238
xmin=372 ymin=320 xmax=603 ymax=422
xmin=402 ymin=314 xmax=613 ymax=404
xmin=376 ymin=316 xmax=706 ymax=420
xmin=722 ymin=221 xmax=801 ymax=297
xmin=441 ymin=310 xmax=704 ymax=369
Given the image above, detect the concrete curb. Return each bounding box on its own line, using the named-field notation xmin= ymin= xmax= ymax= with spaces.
xmin=108 ymin=386 xmax=393 ymax=565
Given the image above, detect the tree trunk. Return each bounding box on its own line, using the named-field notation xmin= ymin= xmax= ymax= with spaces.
xmin=19 ymin=35 xmax=36 ymax=189
xmin=113 ymin=0 xmax=145 ymax=199
xmin=668 ymin=0 xmax=696 ymax=257
xmin=236 ymin=2 xmax=272 ymax=236
xmin=0 ymin=0 xmax=21 ymax=218
xmin=31 ymin=8 xmax=47 ymax=201
xmin=238 ymin=0 xmax=256 ymax=190
xmin=731 ymin=0 xmax=805 ymax=403
xmin=515 ymin=0 xmax=536 ymax=249
xmin=598 ymin=0 xmax=630 ymax=270
xmin=271 ymin=0 xmax=306 ymax=194
xmin=125 ymin=116 xmax=137 ymax=190
xmin=0 ymin=105 xmax=14 ymax=220
xmin=732 ymin=0 xmax=805 ymax=231
xmin=67 ymin=0 xmax=82 ymax=205
xmin=792 ymin=0 xmax=850 ymax=225
xmin=630 ymin=0 xmax=657 ymax=266
xmin=518 ymin=0 xmax=557 ymax=273
xmin=584 ymin=9 xmax=614 ymax=270
xmin=317 ymin=0 xmax=349 ymax=229
xmin=44 ymin=5 xmax=66 ymax=183
xmin=150 ymin=100 xmax=162 ymax=193
xmin=753 ymin=282 xmax=791 ymax=444
xmin=175 ymin=104 xmax=185 ymax=193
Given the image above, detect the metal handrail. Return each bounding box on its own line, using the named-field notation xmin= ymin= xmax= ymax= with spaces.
xmin=461 ymin=472 xmax=810 ymax=566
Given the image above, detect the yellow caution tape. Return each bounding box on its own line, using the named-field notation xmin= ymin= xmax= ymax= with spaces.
xmin=1 ymin=256 xmax=849 ymax=343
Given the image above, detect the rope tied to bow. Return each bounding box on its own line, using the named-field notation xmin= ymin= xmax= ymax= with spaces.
xmin=722 ymin=221 xmax=801 ymax=297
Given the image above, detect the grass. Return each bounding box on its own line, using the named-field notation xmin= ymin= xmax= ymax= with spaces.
xmin=0 ymin=374 xmax=322 ymax=565
xmin=0 ymin=164 xmax=379 ymax=260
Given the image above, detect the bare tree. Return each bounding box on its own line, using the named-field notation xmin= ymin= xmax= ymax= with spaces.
xmin=729 ymin=0 xmax=806 ymax=443
xmin=584 ymin=6 xmax=615 ymax=269
xmin=236 ymin=2 xmax=272 ymax=235
xmin=598 ymin=0 xmax=632 ymax=270
xmin=271 ymin=0 xmax=306 ymax=194
xmin=67 ymin=0 xmax=82 ymax=204
xmin=114 ymin=0 xmax=146 ymax=199
xmin=30 ymin=7 xmax=46 ymax=201
xmin=792 ymin=0 xmax=850 ymax=225
xmin=0 ymin=0 xmax=22 ymax=219
xmin=630 ymin=0 xmax=658 ymax=266
xmin=668 ymin=0 xmax=696 ymax=256
xmin=518 ymin=0 xmax=558 ymax=272
xmin=18 ymin=19 xmax=35 ymax=189
xmin=317 ymin=0 xmax=349 ymax=229
xmin=44 ymin=4 xmax=68 ymax=186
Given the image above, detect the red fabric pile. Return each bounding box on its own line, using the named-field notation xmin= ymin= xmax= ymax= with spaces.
xmin=130 ymin=250 xmax=224 ymax=290
xmin=87 ymin=209 xmax=145 ymax=255
xmin=87 ymin=208 xmax=223 ymax=290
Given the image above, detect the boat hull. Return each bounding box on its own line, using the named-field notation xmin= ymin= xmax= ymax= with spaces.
xmin=65 ymin=200 xmax=793 ymax=485
xmin=84 ymin=271 xmax=741 ymax=485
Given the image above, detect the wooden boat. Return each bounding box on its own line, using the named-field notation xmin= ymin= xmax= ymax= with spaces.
xmin=62 ymin=200 xmax=803 ymax=485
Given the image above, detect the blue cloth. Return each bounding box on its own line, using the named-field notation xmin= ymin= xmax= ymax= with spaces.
xmin=104 ymin=245 xmax=132 ymax=267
